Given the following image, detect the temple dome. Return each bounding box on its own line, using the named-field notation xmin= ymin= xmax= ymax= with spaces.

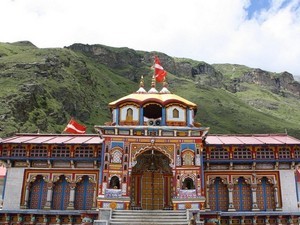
xmin=108 ymin=92 xmax=197 ymax=110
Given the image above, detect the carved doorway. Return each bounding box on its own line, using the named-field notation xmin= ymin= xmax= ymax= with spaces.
xmin=131 ymin=150 xmax=172 ymax=210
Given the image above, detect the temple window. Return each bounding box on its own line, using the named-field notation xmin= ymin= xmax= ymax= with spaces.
xmin=182 ymin=177 xmax=195 ymax=189
xmin=126 ymin=108 xmax=133 ymax=122
xmin=111 ymin=150 xmax=122 ymax=163
xmin=52 ymin=146 xmax=70 ymax=157
xmin=30 ymin=146 xmax=48 ymax=157
xmin=233 ymin=147 xmax=252 ymax=159
xmin=256 ymin=148 xmax=274 ymax=159
xmin=256 ymin=177 xmax=275 ymax=211
xmin=278 ymin=147 xmax=291 ymax=159
xmin=182 ymin=151 xmax=194 ymax=166
xmin=210 ymin=147 xmax=229 ymax=159
xmin=109 ymin=176 xmax=120 ymax=189
xmin=233 ymin=177 xmax=251 ymax=211
xmin=75 ymin=146 xmax=94 ymax=158
xmin=11 ymin=145 xmax=26 ymax=157
xmin=52 ymin=175 xmax=70 ymax=210
xmin=74 ymin=175 xmax=94 ymax=210
xmin=208 ymin=177 xmax=228 ymax=211
xmin=173 ymin=108 xmax=179 ymax=118
xmin=28 ymin=175 xmax=47 ymax=209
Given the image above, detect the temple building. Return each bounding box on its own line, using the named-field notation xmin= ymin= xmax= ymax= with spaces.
xmin=1 ymin=76 xmax=300 ymax=225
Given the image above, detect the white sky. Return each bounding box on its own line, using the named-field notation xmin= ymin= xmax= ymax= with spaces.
xmin=1 ymin=0 xmax=300 ymax=75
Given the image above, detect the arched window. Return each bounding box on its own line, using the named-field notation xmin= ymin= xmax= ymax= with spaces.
xmin=182 ymin=151 xmax=194 ymax=166
xmin=209 ymin=177 xmax=228 ymax=211
xmin=109 ymin=176 xmax=120 ymax=189
xmin=111 ymin=150 xmax=122 ymax=163
xmin=126 ymin=108 xmax=133 ymax=121
xmin=75 ymin=176 xmax=94 ymax=210
xmin=233 ymin=177 xmax=251 ymax=211
xmin=29 ymin=175 xmax=47 ymax=209
xmin=52 ymin=175 xmax=70 ymax=210
xmin=257 ymin=177 xmax=275 ymax=211
xmin=182 ymin=177 xmax=195 ymax=189
xmin=173 ymin=108 xmax=179 ymax=118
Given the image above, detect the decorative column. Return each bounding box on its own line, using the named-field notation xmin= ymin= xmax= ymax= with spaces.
xmin=288 ymin=216 xmax=295 ymax=225
xmin=241 ymin=216 xmax=245 ymax=225
xmin=29 ymin=214 xmax=36 ymax=225
xmin=23 ymin=182 xmax=30 ymax=209
xmin=92 ymin=184 xmax=97 ymax=209
xmin=17 ymin=214 xmax=23 ymax=225
xmin=44 ymin=182 xmax=54 ymax=209
xmin=205 ymin=184 xmax=211 ymax=211
xmin=277 ymin=216 xmax=283 ymax=225
xmin=274 ymin=185 xmax=282 ymax=210
xmin=67 ymin=183 xmax=76 ymax=210
xmin=251 ymin=183 xmax=259 ymax=211
xmin=265 ymin=216 xmax=270 ymax=225
xmin=227 ymin=183 xmax=235 ymax=211
xmin=252 ymin=216 xmax=257 ymax=225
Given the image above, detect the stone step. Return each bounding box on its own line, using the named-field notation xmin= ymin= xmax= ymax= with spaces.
xmin=110 ymin=210 xmax=189 ymax=225
xmin=110 ymin=222 xmax=188 ymax=225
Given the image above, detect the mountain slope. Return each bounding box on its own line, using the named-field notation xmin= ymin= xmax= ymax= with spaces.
xmin=0 ymin=41 xmax=299 ymax=138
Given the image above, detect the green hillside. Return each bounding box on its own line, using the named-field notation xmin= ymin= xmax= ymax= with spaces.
xmin=0 ymin=41 xmax=299 ymax=138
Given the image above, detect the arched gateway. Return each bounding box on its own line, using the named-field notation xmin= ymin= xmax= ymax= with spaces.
xmin=131 ymin=150 xmax=172 ymax=210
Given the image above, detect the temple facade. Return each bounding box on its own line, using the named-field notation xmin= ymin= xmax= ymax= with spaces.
xmin=1 ymin=77 xmax=300 ymax=224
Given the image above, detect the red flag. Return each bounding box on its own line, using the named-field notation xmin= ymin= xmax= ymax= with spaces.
xmin=63 ymin=118 xmax=86 ymax=134
xmin=154 ymin=56 xmax=167 ymax=82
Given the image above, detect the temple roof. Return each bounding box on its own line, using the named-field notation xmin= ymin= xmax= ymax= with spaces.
xmin=205 ymin=134 xmax=300 ymax=145
xmin=0 ymin=134 xmax=103 ymax=144
xmin=108 ymin=93 xmax=197 ymax=108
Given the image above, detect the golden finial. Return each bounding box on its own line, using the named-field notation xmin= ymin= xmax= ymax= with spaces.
xmin=140 ymin=75 xmax=144 ymax=87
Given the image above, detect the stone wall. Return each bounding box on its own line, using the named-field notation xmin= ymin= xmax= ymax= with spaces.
xmin=2 ymin=167 xmax=25 ymax=210
xmin=279 ymin=170 xmax=299 ymax=212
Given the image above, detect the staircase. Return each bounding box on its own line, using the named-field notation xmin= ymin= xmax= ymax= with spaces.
xmin=109 ymin=210 xmax=189 ymax=225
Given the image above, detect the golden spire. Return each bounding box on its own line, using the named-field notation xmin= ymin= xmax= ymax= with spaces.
xmin=140 ymin=75 xmax=144 ymax=87
xmin=160 ymin=77 xmax=170 ymax=94
xmin=136 ymin=75 xmax=146 ymax=93
xmin=148 ymin=74 xmax=158 ymax=93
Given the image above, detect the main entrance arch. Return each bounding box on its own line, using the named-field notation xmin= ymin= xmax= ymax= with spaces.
xmin=131 ymin=150 xmax=172 ymax=210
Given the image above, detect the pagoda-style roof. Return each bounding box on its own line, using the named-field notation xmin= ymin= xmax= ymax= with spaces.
xmin=108 ymin=93 xmax=197 ymax=109
xmin=205 ymin=134 xmax=300 ymax=145
xmin=0 ymin=133 xmax=103 ymax=144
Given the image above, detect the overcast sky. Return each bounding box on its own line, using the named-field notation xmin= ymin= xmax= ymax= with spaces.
xmin=1 ymin=0 xmax=300 ymax=75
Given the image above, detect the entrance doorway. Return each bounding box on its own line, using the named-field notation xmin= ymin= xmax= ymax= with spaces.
xmin=131 ymin=150 xmax=172 ymax=210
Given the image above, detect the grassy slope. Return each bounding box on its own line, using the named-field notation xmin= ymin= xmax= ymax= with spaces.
xmin=0 ymin=42 xmax=299 ymax=138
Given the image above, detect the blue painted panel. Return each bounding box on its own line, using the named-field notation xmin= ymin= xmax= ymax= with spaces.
xmin=38 ymin=179 xmax=45 ymax=209
xmin=111 ymin=142 xmax=124 ymax=149
xmin=181 ymin=143 xmax=195 ymax=151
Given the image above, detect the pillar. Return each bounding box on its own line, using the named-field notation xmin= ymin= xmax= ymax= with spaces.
xmin=92 ymin=184 xmax=97 ymax=209
xmin=23 ymin=183 xmax=30 ymax=209
xmin=205 ymin=185 xmax=211 ymax=211
xmin=274 ymin=185 xmax=282 ymax=210
xmin=251 ymin=183 xmax=259 ymax=211
xmin=277 ymin=216 xmax=283 ymax=225
xmin=67 ymin=183 xmax=76 ymax=210
xmin=227 ymin=183 xmax=235 ymax=211
xmin=44 ymin=182 xmax=54 ymax=209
